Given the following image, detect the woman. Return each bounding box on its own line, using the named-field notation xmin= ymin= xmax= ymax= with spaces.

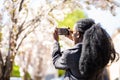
xmin=52 ymin=18 xmax=118 ymax=80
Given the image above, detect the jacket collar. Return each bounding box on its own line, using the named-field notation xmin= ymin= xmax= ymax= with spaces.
xmin=73 ymin=42 xmax=82 ymax=49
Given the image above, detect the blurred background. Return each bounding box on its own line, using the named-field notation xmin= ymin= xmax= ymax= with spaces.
xmin=0 ymin=0 xmax=120 ymax=80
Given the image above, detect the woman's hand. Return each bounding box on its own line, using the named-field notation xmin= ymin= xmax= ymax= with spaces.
xmin=53 ymin=28 xmax=59 ymax=42
xmin=65 ymin=29 xmax=73 ymax=41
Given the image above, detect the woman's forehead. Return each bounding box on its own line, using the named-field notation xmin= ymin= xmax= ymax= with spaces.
xmin=73 ymin=24 xmax=78 ymax=32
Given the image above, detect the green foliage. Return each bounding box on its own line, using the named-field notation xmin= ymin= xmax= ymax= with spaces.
xmin=11 ymin=64 xmax=20 ymax=77
xmin=58 ymin=70 xmax=65 ymax=77
xmin=57 ymin=9 xmax=87 ymax=30
xmin=22 ymin=72 xmax=31 ymax=79
xmin=10 ymin=64 xmax=31 ymax=78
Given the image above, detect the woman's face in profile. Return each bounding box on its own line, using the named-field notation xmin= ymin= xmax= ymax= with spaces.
xmin=72 ymin=24 xmax=81 ymax=44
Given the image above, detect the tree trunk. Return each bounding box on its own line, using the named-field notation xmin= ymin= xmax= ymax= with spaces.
xmin=1 ymin=56 xmax=13 ymax=80
xmin=0 ymin=51 xmax=3 ymax=79
xmin=0 ymin=52 xmax=12 ymax=80
xmin=0 ymin=29 xmax=16 ymax=80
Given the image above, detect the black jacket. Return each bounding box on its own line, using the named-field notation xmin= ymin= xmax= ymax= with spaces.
xmin=52 ymin=41 xmax=83 ymax=80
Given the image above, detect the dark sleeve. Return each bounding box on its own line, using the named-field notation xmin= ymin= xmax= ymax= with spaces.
xmin=52 ymin=41 xmax=69 ymax=70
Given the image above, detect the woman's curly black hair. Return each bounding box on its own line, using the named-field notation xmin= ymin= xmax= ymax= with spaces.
xmin=78 ymin=23 xmax=119 ymax=80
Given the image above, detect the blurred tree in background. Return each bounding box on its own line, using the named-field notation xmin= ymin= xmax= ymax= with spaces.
xmin=0 ymin=0 xmax=119 ymax=80
xmin=82 ymin=0 xmax=120 ymax=16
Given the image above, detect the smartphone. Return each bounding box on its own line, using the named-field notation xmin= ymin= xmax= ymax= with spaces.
xmin=57 ymin=28 xmax=69 ymax=35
